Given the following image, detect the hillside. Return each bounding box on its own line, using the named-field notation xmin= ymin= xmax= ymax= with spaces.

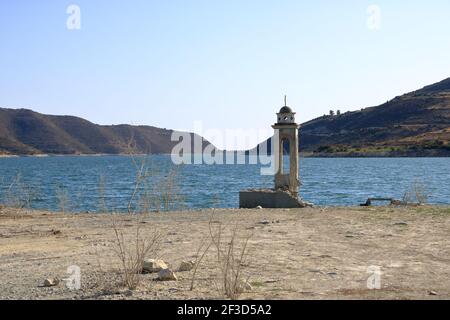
xmin=256 ymin=77 xmax=450 ymax=157
xmin=0 ymin=108 xmax=210 ymax=155
xmin=1 ymin=78 xmax=450 ymax=157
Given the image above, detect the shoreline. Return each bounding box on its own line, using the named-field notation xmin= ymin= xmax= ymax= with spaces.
xmin=1 ymin=153 xmax=450 ymax=159
xmin=1 ymin=206 xmax=448 ymax=300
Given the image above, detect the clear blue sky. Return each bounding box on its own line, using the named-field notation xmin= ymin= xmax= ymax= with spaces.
xmin=1 ymin=1 xmax=449 ymax=149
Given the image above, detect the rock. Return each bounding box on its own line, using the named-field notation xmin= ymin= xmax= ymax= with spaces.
xmin=51 ymin=229 xmax=62 ymax=235
xmin=259 ymin=219 xmax=270 ymax=225
xmin=237 ymin=280 xmax=253 ymax=293
xmin=256 ymin=206 xmax=263 ymax=209
xmin=157 ymin=268 xmax=178 ymax=281
xmin=142 ymin=259 xmax=168 ymax=273
xmin=124 ymin=290 xmax=133 ymax=297
xmin=178 ymin=260 xmax=195 ymax=272
xmin=43 ymin=278 xmax=60 ymax=287
xmin=394 ymin=221 xmax=408 ymax=226
xmin=308 ymin=269 xmax=322 ymax=273
xmin=429 ymin=290 xmax=438 ymax=296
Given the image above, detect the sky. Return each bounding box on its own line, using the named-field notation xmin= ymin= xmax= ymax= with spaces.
xmin=0 ymin=0 xmax=449 ymax=150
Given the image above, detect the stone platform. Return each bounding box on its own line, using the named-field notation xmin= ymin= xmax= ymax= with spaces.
xmin=239 ymin=189 xmax=312 ymax=209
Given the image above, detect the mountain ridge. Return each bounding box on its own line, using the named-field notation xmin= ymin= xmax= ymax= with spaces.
xmin=253 ymin=77 xmax=450 ymax=157
xmin=0 ymin=108 xmax=210 ymax=155
xmin=1 ymin=77 xmax=450 ymax=156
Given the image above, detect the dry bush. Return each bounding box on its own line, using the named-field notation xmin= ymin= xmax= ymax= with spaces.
xmin=126 ymin=143 xmax=152 ymax=214
xmin=412 ymin=180 xmax=429 ymax=204
xmin=111 ymin=216 xmax=161 ymax=290
xmin=55 ymin=184 xmax=69 ymax=213
xmin=125 ymin=138 xmax=185 ymax=214
xmin=402 ymin=180 xmax=429 ymax=205
xmin=129 ymin=160 xmax=185 ymax=213
xmin=189 ymin=233 xmax=213 ymax=291
xmin=157 ymin=165 xmax=185 ymax=212
xmin=98 ymin=175 xmax=107 ymax=213
xmin=209 ymin=220 xmax=253 ymax=300
xmin=104 ymin=137 xmax=179 ymax=291
xmin=3 ymin=173 xmax=39 ymax=214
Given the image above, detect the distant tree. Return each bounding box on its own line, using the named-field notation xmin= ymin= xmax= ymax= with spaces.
xmin=329 ymin=110 xmax=335 ymax=116
xmin=337 ymin=110 xmax=341 ymax=116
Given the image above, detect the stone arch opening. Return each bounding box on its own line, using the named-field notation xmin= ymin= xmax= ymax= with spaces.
xmin=282 ymin=138 xmax=290 ymax=175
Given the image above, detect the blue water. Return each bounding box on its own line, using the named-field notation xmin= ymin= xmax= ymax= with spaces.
xmin=0 ymin=156 xmax=449 ymax=212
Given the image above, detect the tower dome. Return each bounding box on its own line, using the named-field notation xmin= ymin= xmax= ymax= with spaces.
xmin=276 ymin=96 xmax=296 ymax=124
xmin=279 ymin=106 xmax=293 ymax=114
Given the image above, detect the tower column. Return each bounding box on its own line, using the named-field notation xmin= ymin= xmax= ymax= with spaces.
xmin=272 ymin=100 xmax=300 ymax=195
xmin=239 ymin=98 xmax=311 ymax=209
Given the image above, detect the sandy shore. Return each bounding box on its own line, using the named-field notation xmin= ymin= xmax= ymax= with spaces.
xmin=0 ymin=206 xmax=449 ymax=300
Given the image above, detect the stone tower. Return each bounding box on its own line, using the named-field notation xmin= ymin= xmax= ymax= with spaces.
xmin=272 ymin=99 xmax=300 ymax=195
xmin=238 ymin=97 xmax=311 ymax=209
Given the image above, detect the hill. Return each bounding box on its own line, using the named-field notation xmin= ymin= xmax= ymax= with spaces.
xmin=0 ymin=108 xmax=210 ymax=155
xmin=2 ymin=77 xmax=450 ymax=157
xmin=255 ymin=77 xmax=450 ymax=157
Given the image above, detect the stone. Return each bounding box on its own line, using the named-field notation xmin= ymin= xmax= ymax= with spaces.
xmin=124 ymin=290 xmax=133 ymax=297
xmin=157 ymin=268 xmax=178 ymax=281
xmin=240 ymin=189 xmax=312 ymax=209
xmin=178 ymin=260 xmax=195 ymax=272
xmin=256 ymin=206 xmax=263 ymax=209
xmin=43 ymin=278 xmax=60 ymax=287
xmin=428 ymin=290 xmax=438 ymax=296
xmin=259 ymin=220 xmax=270 ymax=225
xmin=142 ymin=259 xmax=168 ymax=273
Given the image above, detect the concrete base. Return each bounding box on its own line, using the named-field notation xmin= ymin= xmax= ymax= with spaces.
xmin=239 ymin=189 xmax=312 ymax=209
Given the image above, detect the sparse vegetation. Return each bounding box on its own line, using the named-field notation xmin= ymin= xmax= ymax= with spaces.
xmin=315 ymin=145 xmax=349 ymax=153
xmin=209 ymin=220 xmax=253 ymax=300
xmin=189 ymin=233 xmax=213 ymax=291
xmin=55 ymin=184 xmax=69 ymax=213
xmin=402 ymin=180 xmax=429 ymax=205
xmin=111 ymin=216 xmax=161 ymax=290
xmin=98 ymin=175 xmax=107 ymax=213
xmin=2 ymin=173 xmax=39 ymax=214
xmin=124 ymin=138 xmax=185 ymax=214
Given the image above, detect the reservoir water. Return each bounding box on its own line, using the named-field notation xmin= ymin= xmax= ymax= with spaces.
xmin=0 ymin=156 xmax=448 ymax=212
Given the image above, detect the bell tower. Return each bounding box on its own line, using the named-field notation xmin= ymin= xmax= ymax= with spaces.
xmin=272 ymin=96 xmax=300 ymax=195
xmin=239 ymin=96 xmax=310 ymax=209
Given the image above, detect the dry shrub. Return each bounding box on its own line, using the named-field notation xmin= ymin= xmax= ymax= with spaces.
xmin=402 ymin=179 xmax=429 ymax=205
xmin=125 ymin=138 xmax=185 ymax=214
xmin=126 ymin=141 xmax=152 ymax=214
xmin=98 ymin=175 xmax=107 ymax=213
xmin=209 ymin=219 xmax=253 ymax=300
xmin=189 ymin=233 xmax=213 ymax=291
xmin=55 ymin=184 xmax=69 ymax=213
xmin=156 ymin=165 xmax=185 ymax=212
xmin=111 ymin=216 xmax=161 ymax=290
xmin=3 ymin=172 xmax=39 ymax=215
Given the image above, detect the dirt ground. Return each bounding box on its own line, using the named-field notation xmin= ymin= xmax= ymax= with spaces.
xmin=0 ymin=206 xmax=449 ymax=300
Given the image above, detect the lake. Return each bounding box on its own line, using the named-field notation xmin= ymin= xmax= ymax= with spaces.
xmin=0 ymin=155 xmax=448 ymax=212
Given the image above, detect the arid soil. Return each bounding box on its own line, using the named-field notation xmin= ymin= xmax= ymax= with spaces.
xmin=0 ymin=206 xmax=449 ymax=300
